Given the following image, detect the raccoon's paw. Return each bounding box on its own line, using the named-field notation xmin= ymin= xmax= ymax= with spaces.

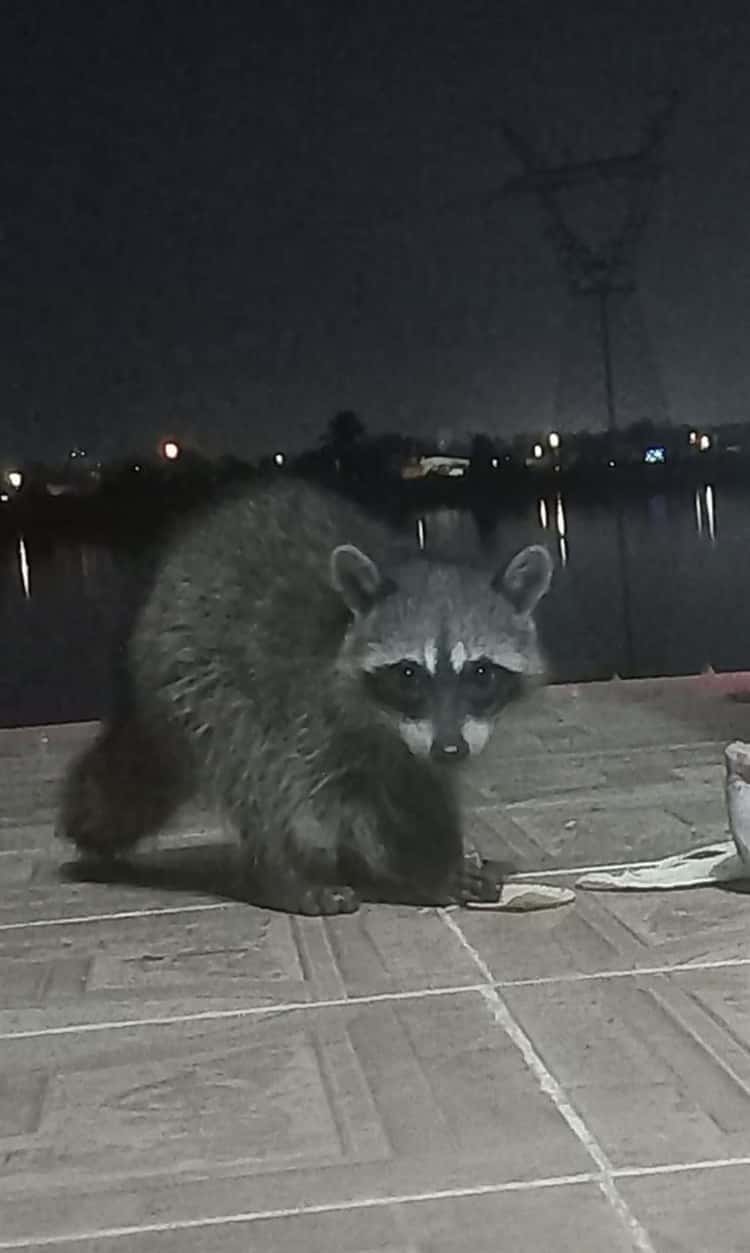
xmin=252 ymin=871 xmax=360 ymax=916
xmin=297 ymin=884 xmax=360 ymax=916
xmin=442 ymin=856 xmax=512 ymax=906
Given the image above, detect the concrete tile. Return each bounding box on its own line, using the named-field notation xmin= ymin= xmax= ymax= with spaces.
xmin=671 ymin=966 xmax=750 ymax=1054
xmin=502 ymin=976 xmax=750 ymax=1167
xmin=620 ymin=1163 xmax=750 ymax=1253
xmin=581 ymin=886 xmax=750 ymax=968
xmin=0 ymin=994 xmax=591 ymax=1245
xmin=505 ymin=799 xmax=699 ymax=869
xmin=0 ymin=904 xmax=496 ymax=1033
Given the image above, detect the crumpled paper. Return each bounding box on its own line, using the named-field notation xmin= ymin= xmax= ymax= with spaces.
xmin=577 ymin=740 xmax=750 ymax=891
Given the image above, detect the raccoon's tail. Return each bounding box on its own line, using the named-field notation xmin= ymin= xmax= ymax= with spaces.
xmin=58 ymin=716 xmax=191 ymax=859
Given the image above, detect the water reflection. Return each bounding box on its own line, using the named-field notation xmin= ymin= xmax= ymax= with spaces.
xmin=538 ymin=495 xmax=568 ymax=566
xmin=5 ymin=482 xmax=750 ymax=729
xmin=17 ymin=536 xmax=30 ymax=599
xmin=694 ymin=484 xmax=717 ymax=543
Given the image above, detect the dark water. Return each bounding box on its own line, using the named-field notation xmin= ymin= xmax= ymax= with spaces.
xmin=1 ymin=483 xmax=748 ymax=728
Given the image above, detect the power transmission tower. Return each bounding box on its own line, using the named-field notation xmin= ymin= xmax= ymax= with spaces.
xmin=502 ymin=93 xmax=678 ymax=442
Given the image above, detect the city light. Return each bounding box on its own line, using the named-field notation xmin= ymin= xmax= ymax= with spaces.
xmin=689 ymin=431 xmax=698 ymax=445
xmin=162 ymin=440 xmax=181 ymax=461
xmin=7 ymin=471 xmax=22 ymax=490
xmin=273 ymin=452 xmax=285 ymax=467
xmin=533 ymin=443 xmax=544 ymax=459
xmin=491 ymin=457 xmax=499 ymax=468
xmin=644 ymin=447 xmax=666 ymax=464
xmin=0 ymin=494 xmax=9 ymax=503
xmin=548 ymin=432 xmax=560 ymax=450
xmin=699 ymin=434 xmax=711 ymax=452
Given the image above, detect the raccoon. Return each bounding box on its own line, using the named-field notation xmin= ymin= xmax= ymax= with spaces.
xmin=59 ymin=479 xmax=553 ymax=915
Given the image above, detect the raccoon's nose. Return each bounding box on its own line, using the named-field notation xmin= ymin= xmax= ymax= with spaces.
xmin=431 ymin=737 xmax=469 ymax=763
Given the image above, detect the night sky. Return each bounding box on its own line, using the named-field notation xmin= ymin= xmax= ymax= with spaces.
xmin=4 ymin=1 xmax=750 ymax=462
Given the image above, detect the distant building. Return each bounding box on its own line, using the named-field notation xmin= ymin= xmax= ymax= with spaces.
xmin=400 ymin=455 xmax=470 ymax=480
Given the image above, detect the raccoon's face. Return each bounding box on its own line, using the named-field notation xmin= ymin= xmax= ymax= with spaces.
xmin=331 ymin=541 xmax=553 ymax=763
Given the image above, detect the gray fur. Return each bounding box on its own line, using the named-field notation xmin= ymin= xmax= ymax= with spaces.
xmin=60 ymin=480 xmax=552 ymax=913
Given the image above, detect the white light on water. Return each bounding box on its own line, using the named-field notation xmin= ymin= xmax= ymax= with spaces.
xmin=695 ymin=485 xmax=717 ymax=542
xmin=705 ymin=484 xmax=716 ymax=542
xmin=538 ymin=498 xmax=549 ymax=529
xmin=555 ymin=494 xmax=567 ymax=538
xmin=416 ymin=517 xmax=426 ymax=550
xmin=17 ymin=536 xmax=30 ymax=598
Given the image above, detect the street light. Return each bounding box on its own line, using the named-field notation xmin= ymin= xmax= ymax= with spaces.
xmin=548 ymin=432 xmax=560 ymax=450
xmin=7 ymin=471 xmax=22 ymax=490
xmin=162 ymin=440 xmax=181 ymax=461
xmin=532 ymin=443 xmax=544 ymax=459
xmin=273 ymin=452 xmax=285 ymax=467
xmin=699 ymin=434 xmax=711 ymax=452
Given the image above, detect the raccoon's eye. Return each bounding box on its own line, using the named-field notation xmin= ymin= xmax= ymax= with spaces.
xmin=364 ymin=660 xmax=429 ymax=716
xmin=463 ymin=660 xmax=522 ymax=712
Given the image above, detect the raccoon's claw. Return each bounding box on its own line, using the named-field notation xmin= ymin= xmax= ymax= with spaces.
xmin=251 ymin=872 xmax=360 ymax=916
xmin=297 ymin=884 xmax=361 ymax=916
xmin=443 ymin=856 xmax=511 ymax=906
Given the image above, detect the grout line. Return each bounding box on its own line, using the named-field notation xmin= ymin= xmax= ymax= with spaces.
xmin=440 ymin=909 xmax=657 ymax=1253
xmin=0 ymin=983 xmax=486 ymax=1041
xmin=4 ymin=955 xmax=750 ymax=1041
xmin=498 ymin=955 xmax=750 ymax=986
xmin=613 ymin=1154 xmax=750 ymax=1179
xmin=4 ymin=1156 xmax=750 ymax=1249
xmin=0 ymin=1174 xmax=599 ymax=1249
xmin=0 ymin=902 xmax=235 ymax=931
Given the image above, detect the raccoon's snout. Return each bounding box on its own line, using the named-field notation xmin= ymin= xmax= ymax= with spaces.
xmin=430 ymin=736 xmax=469 ymax=764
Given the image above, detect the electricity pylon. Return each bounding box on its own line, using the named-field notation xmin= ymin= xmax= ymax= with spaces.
xmin=502 ymin=93 xmax=678 ymax=441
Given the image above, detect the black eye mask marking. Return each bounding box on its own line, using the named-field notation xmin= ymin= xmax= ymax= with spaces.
xmin=460 ymin=658 xmax=523 ymax=714
xmin=364 ymin=660 xmax=430 ymax=718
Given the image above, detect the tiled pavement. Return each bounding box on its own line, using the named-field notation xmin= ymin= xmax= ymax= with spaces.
xmin=2 ymin=674 xmax=750 ymax=1250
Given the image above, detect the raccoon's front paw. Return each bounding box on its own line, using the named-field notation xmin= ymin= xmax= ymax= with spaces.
xmin=297 ymin=883 xmax=360 ymax=916
xmin=253 ymin=871 xmax=360 ymax=916
xmin=442 ymin=856 xmax=512 ymax=906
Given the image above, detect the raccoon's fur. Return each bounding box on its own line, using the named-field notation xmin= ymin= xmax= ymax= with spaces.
xmin=59 ymin=479 xmax=553 ymax=914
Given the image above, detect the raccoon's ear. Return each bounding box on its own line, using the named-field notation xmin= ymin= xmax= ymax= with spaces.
xmin=494 ymin=545 xmax=553 ymax=613
xmin=330 ymin=545 xmax=389 ymax=614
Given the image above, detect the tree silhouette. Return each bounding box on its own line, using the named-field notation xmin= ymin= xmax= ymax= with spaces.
xmin=323 ymin=410 xmax=366 ymax=449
